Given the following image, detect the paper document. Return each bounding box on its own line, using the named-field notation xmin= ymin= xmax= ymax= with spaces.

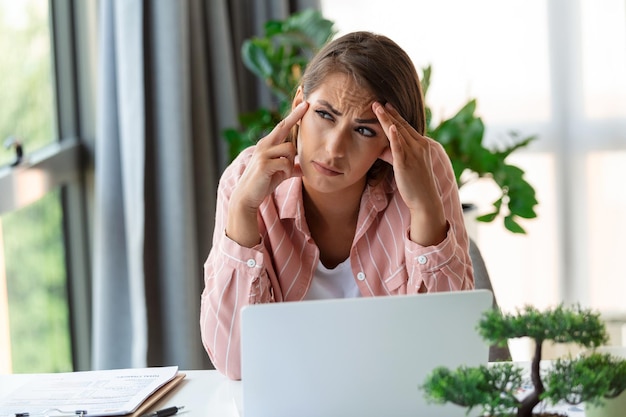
xmin=0 ymin=366 xmax=178 ymax=416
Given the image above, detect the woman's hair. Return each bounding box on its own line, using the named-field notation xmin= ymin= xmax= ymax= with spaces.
xmin=292 ymin=31 xmax=427 ymax=183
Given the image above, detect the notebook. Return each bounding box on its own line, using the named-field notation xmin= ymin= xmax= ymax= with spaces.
xmin=239 ymin=289 xmax=493 ymax=417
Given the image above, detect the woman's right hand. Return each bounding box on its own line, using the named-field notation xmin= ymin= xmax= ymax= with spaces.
xmin=226 ymin=101 xmax=309 ymax=247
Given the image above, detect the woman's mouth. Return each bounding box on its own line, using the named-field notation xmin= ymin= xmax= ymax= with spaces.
xmin=312 ymin=161 xmax=342 ymax=176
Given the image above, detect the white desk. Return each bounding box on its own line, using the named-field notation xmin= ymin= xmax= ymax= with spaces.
xmin=148 ymin=370 xmax=242 ymax=416
xmin=143 ymin=370 xmax=587 ymax=417
xmin=0 ymin=369 xmax=587 ymax=417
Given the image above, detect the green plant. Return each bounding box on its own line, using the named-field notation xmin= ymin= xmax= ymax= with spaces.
xmin=222 ymin=9 xmax=335 ymax=162
xmin=223 ymin=9 xmax=538 ymax=233
xmin=420 ymin=66 xmax=538 ymax=233
xmin=421 ymin=304 xmax=626 ymax=417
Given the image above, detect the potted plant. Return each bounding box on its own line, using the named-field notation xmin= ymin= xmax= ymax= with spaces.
xmin=421 ymin=304 xmax=626 ymax=417
xmin=223 ymin=9 xmax=538 ymax=233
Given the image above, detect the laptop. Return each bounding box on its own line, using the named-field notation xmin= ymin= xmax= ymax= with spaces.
xmin=239 ymin=289 xmax=493 ymax=417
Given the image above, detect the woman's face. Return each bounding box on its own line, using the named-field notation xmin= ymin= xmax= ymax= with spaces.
xmin=294 ymin=72 xmax=389 ymax=196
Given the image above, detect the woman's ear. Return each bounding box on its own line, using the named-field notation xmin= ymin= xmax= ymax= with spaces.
xmin=292 ymin=86 xmax=305 ymax=111
xmin=292 ymin=87 xmax=306 ymax=126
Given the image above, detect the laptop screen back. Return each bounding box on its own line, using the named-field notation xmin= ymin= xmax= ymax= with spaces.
xmin=240 ymin=290 xmax=493 ymax=417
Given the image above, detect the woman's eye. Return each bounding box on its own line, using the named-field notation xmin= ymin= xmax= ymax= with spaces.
xmin=356 ymin=127 xmax=376 ymax=137
xmin=315 ymin=110 xmax=333 ymax=120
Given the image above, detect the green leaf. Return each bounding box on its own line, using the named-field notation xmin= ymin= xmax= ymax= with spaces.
xmin=420 ymin=65 xmax=432 ymax=97
xmin=283 ymin=9 xmax=336 ymax=48
xmin=503 ymin=215 xmax=526 ymax=234
xmin=241 ymin=40 xmax=273 ymax=80
xmin=498 ymin=133 xmax=537 ymax=158
xmin=456 ymin=99 xmax=477 ymax=119
xmin=264 ymin=20 xmax=283 ymax=36
xmin=545 ymin=354 xmax=626 ymax=405
xmin=476 ymin=212 xmax=498 ymax=223
xmin=508 ymin=197 xmax=538 ymax=219
xmin=421 ymin=364 xmax=523 ymax=415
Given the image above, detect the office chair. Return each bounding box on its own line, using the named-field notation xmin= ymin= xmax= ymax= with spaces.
xmin=469 ymin=238 xmax=512 ymax=362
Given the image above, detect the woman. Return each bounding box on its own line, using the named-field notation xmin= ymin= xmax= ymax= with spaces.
xmin=200 ymin=31 xmax=473 ymax=380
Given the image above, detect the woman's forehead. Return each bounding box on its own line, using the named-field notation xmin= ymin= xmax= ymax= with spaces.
xmin=313 ymin=73 xmax=376 ymax=113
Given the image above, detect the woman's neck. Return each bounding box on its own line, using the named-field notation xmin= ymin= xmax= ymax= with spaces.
xmin=302 ymin=182 xmax=364 ymax=225
xmin=302 ymin=181 xmax=365 ymax=268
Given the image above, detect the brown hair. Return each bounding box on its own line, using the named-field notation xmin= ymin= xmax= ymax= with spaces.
xmin=292 ymin=31 xmax=427 ymax=183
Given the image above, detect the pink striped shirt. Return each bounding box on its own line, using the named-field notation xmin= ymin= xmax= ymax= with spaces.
xmin=200 ymin=139 xmax=473 ymax=380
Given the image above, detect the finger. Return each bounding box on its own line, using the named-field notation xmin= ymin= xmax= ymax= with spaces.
xmin=253 ymin=155 xmax=295 ymax=191
xmin=382 ymin=104 xmax=410 ymax=137
xmin=373 ymin=102 xmax=394 ymax=135
xmin=261 ymin=141 xmax=297 ymax=161
xmin=383 ymin=102 xmax=424 ymax=141
xmin=382 ymin=102 xmax=407 ymax=126
xmin=262 ymin=101 xmax=309 ymax=146
xmin=373 ymin=103 xmax=407 ymax=154
xmin=374 ymin=102 xmax=403 ymax=126
xmin=388 ymin=124 xmax=403 ymax=161
xmin=373 ymin=102 xmax=409 ymax=144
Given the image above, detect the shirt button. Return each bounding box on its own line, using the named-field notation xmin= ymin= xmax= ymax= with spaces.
xmin=246 ymin=259 xmax=256 ymax=267
xmin=357 ymin=272 xmax=366 ymax=281
xmin=417 ymin=255 xmax=427 ymax=265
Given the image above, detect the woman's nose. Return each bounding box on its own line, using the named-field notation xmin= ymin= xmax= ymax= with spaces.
xmin=324 ymin=129 xmax=347 ymax=157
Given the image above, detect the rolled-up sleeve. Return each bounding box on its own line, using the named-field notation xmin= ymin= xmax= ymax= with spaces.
xmin=405 ymin=139 xmax=474 ymax=292
xmin=199 ymin=149 xmax=274 ymax=380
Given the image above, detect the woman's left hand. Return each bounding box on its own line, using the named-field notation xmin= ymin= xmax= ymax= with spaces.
xmin=373 ymin=102 xmax=448 ymax=246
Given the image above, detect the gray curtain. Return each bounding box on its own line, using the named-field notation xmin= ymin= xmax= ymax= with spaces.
xmin=92 ymin=0 xmax=319 ymax=370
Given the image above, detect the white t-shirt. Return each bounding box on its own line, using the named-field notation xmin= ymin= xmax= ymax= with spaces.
xmin=303 ymin=258 xmax=361 ymax=300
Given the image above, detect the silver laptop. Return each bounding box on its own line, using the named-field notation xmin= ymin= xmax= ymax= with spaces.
xmin=240 ymin=290 xmax=493 ymax=417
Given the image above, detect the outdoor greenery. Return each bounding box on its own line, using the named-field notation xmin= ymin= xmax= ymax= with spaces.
xmin=223 ymin=9 xmax=538 ymax=233
xmin=0 ymin=0 xmax=55 ymax=165
xmin=421 ymin=304 xmax=626 ymax=417
xmin=2 ymin=191 xmax=72 ymax=373
xmin=0 ymin=0 xmax=72 ymax=373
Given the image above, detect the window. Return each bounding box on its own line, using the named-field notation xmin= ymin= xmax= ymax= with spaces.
xmin=321 ymin=0 xmax=626 ymax=357
xmin=0 ymin=0 xmax=96 ymax=373
xmin=0 ymin=1 xmax=55 ymax=167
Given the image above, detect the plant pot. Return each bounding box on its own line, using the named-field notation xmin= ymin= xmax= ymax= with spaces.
xmin=584 ymin=346 xmax=626 ymax=417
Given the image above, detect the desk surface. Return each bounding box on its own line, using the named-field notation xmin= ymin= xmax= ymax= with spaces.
xmin=0 ymin=369 xmax=586 ymax=417
xmin=154 ymin=370 xmax=243 ymax=416
xmin=0 ymin=370 xmax=242 ymax=417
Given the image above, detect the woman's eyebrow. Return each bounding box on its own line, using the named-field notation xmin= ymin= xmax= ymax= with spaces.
xmin=318 ymin=100 xmax=342 ymax=116
xmin=317 ymin=100 xmax=379 ymax=125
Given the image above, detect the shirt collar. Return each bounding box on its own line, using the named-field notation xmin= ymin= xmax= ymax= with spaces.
xmin=275 ymin=177 xmax=304 ymax=220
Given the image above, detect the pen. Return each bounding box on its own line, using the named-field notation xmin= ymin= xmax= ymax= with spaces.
xmin=140 ymin=406 xmax=184 ymax=417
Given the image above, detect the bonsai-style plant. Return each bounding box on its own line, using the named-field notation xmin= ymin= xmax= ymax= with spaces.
xmin=223 ymin=9 xmax=538 ymax=233
xmin=421 ymin=304 xmax=626 ymax=417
